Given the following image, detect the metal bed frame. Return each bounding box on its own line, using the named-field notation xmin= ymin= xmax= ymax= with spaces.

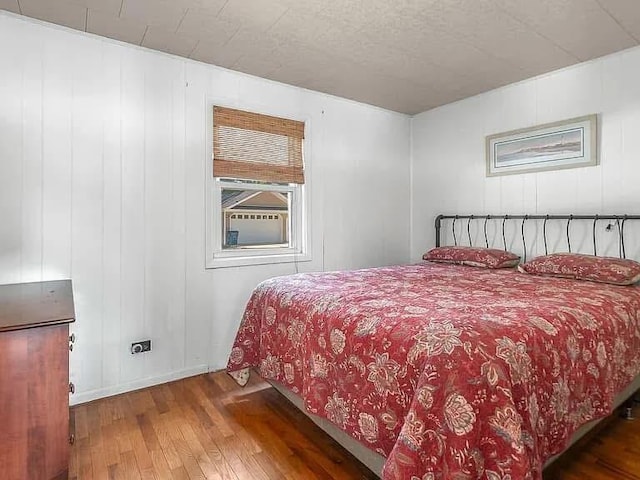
xmin=261 ymin=214 xmax=640 ymax=477
xmin=434 ymin=213 xmax=640 ymax=425
xmin=435 ymin=214 xmax=640 ymax=261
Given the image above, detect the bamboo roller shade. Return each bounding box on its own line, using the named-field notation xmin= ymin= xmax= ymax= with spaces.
xmin=213 ymin=106 xmax=305 ymax=184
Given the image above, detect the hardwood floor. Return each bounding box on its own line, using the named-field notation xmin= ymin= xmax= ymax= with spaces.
xmin=69 ymin=372 xmax=378 ymax=479
xmin=70 ymin=371 xmax=640 ymax=480
xmin=544 ymin=407 xmax=640 ymax=480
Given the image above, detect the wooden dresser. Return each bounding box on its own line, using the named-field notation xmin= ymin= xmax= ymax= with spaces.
xmin=0 ymin=280 xmax=75 ymax=480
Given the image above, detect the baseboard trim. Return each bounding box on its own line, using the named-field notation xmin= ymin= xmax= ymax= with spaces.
xmin=70 ymin=364 xmax=210 ymax=406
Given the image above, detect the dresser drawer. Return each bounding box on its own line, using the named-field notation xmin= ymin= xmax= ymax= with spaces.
xmin=0 ymin=324 xmax=70 ymax=480
xmin=0 ymin=280 xmax=75 ymax=480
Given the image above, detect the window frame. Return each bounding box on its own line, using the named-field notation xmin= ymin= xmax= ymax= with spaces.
xmin=205 ymin=100 xmax=312 ymax=269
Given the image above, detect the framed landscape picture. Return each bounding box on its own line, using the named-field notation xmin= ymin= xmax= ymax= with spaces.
xmin=486 ymin=114 xmax=597 ymax=177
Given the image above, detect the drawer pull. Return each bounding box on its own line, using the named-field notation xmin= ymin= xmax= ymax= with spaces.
xmin=69 ymin=343 xmax=73 ymax=352
xmin=69 ymin=333 xmax=76 ymax=343
xmin=69 ymin=382 xmax=75 ymax=394
xmin=69 ymin=434 xmax=75 ymax=445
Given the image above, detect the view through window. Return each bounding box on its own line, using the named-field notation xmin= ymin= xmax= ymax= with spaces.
xmin=222 ymin=188 xmax=291 ymax=249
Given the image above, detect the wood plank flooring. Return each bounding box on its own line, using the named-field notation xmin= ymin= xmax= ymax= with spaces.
xmin=69 ymin=372 xmax=378 ymax=479
xmin=544 ymin=407 xmax=640 ymax=480
xmin=70 ymin=371 xmax=640 ymax=479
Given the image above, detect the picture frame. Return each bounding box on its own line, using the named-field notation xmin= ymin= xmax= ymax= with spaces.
xmin=485 ymin=114 xmax=597 ymax=177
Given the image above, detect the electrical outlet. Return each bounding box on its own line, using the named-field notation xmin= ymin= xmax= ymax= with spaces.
xmin=131 ymin=340 xmax=151 ymax=354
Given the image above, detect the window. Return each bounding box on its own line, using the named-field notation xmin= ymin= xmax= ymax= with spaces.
xmin=207 ymin=106 xmax=309 ymax=268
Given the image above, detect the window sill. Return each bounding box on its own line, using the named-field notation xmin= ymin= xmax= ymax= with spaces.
xmin=206 ymin=252 xmax=312 ymax=269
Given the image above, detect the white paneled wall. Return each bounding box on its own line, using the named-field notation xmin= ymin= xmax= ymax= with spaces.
xmin=411 ymin=45 xmax=640 ymax=261
xmin=0 ymin=12 xmax=410 ymax=404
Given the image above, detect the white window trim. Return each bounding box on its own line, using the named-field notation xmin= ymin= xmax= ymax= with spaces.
xmin=205 ymin=99 xmax=312 ymax=269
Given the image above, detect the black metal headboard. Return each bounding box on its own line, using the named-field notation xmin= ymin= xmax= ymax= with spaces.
xmin=435 ymin=214 xmax=640 ymax=262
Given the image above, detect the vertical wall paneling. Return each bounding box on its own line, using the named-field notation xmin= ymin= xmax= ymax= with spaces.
xmin=143 ymin=53 xmax=174 ymax=378
xmin=0 ymin=12 xmax=411 ymax=403
xmin=0 ymin=17 xmax=23 ymax=285
xmin=20 ymin=27 xmax=44 ymax=283
xmin=41 ymin=27 xmax=73 ymax=281
xmin=183 ymin=62 xmax=212 ymax=369
xmin=167 ymin=63 xmax=187 ymax=373
xmin=320 ymin=106 xmax=411 ymax=272
xmin=411 ymin=48 xmax=640 ymax=261
xmin=321 ymin=106 xmax=353 ymax=271
xmin=119 ymin=47 xmax=147 ymax=385
xmin=70 ymin=34 xmax=105 ymax=392
xmin=101 ymin=42 xmax=123 ymax=389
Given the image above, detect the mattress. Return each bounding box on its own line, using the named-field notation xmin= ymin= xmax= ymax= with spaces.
xmin=227 ymin=262 xmax=640 ymax=479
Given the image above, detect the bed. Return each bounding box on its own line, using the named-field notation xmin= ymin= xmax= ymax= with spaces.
xmin=227 ymin=214 xmax=640 ymax=480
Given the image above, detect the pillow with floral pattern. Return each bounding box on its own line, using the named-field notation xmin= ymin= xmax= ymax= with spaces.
xmin=423 ymin=246 xmax=520 ymax=269
xmin=518 ymin=253 xmax=640 ymax=285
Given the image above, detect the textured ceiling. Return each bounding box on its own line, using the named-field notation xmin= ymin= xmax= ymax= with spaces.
xmin=2 ymin=0 xmax=640 ymax=114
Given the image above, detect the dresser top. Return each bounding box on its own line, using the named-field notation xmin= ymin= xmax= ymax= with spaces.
xmin=0 ymin=280 xmax=75 ymax=332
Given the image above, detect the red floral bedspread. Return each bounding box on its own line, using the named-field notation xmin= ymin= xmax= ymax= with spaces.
xmin=226 ymin=263 xmax=640 ymax=479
